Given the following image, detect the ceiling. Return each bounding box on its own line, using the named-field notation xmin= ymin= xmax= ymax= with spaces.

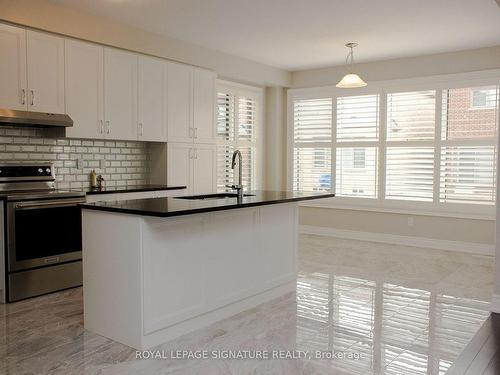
xmin=50 ymin=0 xmax=500 ymax=71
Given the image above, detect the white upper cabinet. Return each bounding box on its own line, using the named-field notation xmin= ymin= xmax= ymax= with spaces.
xmin=192 ymin=68 xmax=216 ymax=144
xmin=0 ymin=24 xmax=27 ymax=110
xmin=167 ymin=62 xmax=192 ymax=143
xmin=138 ymin=56 xmax=167 ymax=142
xmin=104 ymin=48 xmax=138 ymax=141
xmin=65 ymin=39 xmax=104 ymax=139
xmin=0 ymin=24 xmax=215 ymax=144
xmin=26 ymin=30 xmax=65 ymax=114
xmin=167 ymin=63 xmax=216 ymax=144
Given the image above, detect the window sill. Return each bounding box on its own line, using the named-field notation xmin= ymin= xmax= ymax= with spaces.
xmin=299 ymin=200 xmax=495 ymax=220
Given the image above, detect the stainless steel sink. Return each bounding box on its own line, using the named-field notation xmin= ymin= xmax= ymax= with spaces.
xmin=175 ymin=193 xmax=255 ymax=200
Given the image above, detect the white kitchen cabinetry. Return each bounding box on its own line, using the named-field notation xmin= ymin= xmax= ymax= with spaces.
xmin=26 ymin=31 xmax=65 ymax=114
xmin=192 ymin=143 xmax=217 ymax=194
xmin=167 ymin=63 xmax=192 ymax=143
xmin=82 ymin=203 xmax=298 ymax=349
xmin=167 ymin=143 xmax=193 ymax=193
xmin=0 ymin=26 xmax=64 ymax=114
xmin=138 ymin=56 xmax=167 ymax=142
xmin=167 ymin=142 xmax=216 ymax=194
xmin=167 ymin=63 xmax=216 ymax=144
xmin=65 ymin=40 xmax=104 ymax=139
xmin=192 ymin=68 xmax=216 ymax=143
xmin=0 ymin=24 xmax=27 ymax=111
xmin=104 ymin=48 xmax=138 ymax=141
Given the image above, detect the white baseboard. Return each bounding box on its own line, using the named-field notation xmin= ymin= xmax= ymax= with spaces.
xmin=300 ymin=225 xmax=495 ymax=256
xmin=491 ymin=294 xmax=500 ymax=313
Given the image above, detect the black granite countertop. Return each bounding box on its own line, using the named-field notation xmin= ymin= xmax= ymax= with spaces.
xmin=80 ymin=190 xmax=335 ymax=218
xmin=76 ymin=184 xmax=186 ymax=195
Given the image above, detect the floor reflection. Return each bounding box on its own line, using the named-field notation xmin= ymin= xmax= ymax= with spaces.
xmin=0 ymin=235 xmax=492 ymax=374
xmin=296 ymin=259 xmax=491 ymax=374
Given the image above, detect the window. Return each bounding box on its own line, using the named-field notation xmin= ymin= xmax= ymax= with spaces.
xmin=440 ymin=85 xmax=499 ymax=204
xmin=289 ymin=80 xmax=500 ymax=215
xmin=216 ymin=82 xmax=262 ymax=191
xmin=387 ymin=90 xmax=436 ymax=141
xmin=336 ymin=147 xmax=377 ymax=197
xmin=336 ymin=94 xmax=379 ymax=198
xmin=353 ymin=148 xmax=366 ymax=169
xmin=292 ymin=98 xmax=332 ymax=192
xmin=386 ymin=90 xmax=436 ymax=201
xmin=471 ymin=88 xmax=498 ymax=109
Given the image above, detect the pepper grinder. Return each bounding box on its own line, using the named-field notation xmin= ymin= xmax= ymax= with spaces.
xmin=96 ymin=174 xmax=104 ymax=189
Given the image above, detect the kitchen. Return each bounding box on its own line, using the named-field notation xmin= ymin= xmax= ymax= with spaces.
xmin=1 ymin=1 xmax=500 ymax=374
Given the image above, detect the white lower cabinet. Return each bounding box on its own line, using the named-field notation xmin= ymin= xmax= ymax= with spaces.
xmin=82 ymin=203 xmax=298 ymax=349
xmin=167 ymin=142 xmax=216 ymax=195
xmin=192 ymin=143 xmax=217 ymax=194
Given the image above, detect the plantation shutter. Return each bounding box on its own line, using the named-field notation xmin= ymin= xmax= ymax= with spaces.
xmin=216 ymin=88 xmax=259 ymax=191
xmin=293 ymin=98 xmax=333 ymax=192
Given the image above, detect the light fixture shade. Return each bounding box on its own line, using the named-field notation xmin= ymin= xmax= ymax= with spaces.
xmin=336 ymin=73 xmax=367 ymax=88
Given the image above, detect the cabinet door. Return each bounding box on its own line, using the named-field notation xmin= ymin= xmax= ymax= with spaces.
xmin=65 ymin=40 xmax=104 ymax=139
xmin=0 ymin=24 xmax=27 ymax=110
xmin=26 ymin=31 xmax=65 ymax=113
xmin=167 ymin=143 xmax=193 ymax=194
xmin=138 ymin=56 xmax=167 ymax=142
xmin=167 ymin=62 xmax=192 ymax=143
xmin=192 ymin=68 xmax=216 ymax=144
xmin=192 ymin=144 xmax=216 ymax=194
xmin=104 ymin=48 xmax=138 ymax=140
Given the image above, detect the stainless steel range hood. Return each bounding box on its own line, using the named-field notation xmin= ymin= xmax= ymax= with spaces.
xmin=0 ymin=109 xmax=73 ymax=128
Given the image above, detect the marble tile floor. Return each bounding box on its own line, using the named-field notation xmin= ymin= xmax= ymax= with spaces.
xmin=0 ymin=234 xmax=493 ymax=375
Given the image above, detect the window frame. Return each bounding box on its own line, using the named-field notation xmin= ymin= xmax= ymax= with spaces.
xmin=287 ymin=71 xmax=500 ymax=219
xmin=216 ymin=80 xmax=264 ymax=191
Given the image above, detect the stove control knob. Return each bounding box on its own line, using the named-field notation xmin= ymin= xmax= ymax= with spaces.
xmin=46 ymin=168 xmax=51 ymax=174
xmin=38 ymin=168 xmax=43 ymax=173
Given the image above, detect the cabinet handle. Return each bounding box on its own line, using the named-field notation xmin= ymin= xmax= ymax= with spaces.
xmin=21 ymin=89 xmax=26 ymax=105
xmin=106 ymin=120 xmax=110 ymax=134
xmin=194 ymin=128 xmax=198 ymax=139
xmin=99 ymin=120 xmax=104 ymax=134
xmin=189 ymin=148 xmax=193 ymax=159
xmin=30 ymin=90 xmax=35 ymax=106
xmin=189 ymin=128 xmax=193 ymax=138
xmin=194 ymin=148 xmax=198 ymax=159
xmin=139 ymin=123 xmax=144 ymax=136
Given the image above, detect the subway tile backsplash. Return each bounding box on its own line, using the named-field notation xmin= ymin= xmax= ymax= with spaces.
xmin=0 ymin=127 xmax=151 ymax=189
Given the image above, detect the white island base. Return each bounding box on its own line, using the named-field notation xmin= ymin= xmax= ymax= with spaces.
xmin=82 ymin=203 xmax=298 ymax=350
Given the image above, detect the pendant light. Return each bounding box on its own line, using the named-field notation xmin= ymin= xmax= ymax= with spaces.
xmin=336 ymin=42 xmax=367 ymax=88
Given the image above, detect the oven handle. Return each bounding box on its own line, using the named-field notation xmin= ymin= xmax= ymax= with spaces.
xmin=14 ymin=199 xmax=85 ymax=210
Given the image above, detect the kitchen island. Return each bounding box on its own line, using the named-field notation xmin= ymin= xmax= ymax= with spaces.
xmin=80 ymin=191 xmax=334 ymax=350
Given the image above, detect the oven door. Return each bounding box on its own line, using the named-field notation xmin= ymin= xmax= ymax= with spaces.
xmin=7 ymin=198 xmax=84 ymax=272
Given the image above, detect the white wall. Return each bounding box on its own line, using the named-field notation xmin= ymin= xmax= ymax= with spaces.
xmin=300 ymin=206 xmax=495 ymax=246
xmin=264 ymin=87 xmax=287 ymax=190
xmin=0 ymin=0 xmax=290 ymax=88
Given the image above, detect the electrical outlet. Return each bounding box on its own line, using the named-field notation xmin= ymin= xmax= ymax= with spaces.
xmin=77 ymin=158 xmax=84 ymax=169
xmin=407 ymin=217 xmax=414 ymax=227
xmin=99 ymin=159 xmax=106 ymax=170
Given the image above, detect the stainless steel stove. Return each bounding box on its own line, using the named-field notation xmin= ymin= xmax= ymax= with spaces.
xmin=1 ymin=163 xmax=85 ymax=302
